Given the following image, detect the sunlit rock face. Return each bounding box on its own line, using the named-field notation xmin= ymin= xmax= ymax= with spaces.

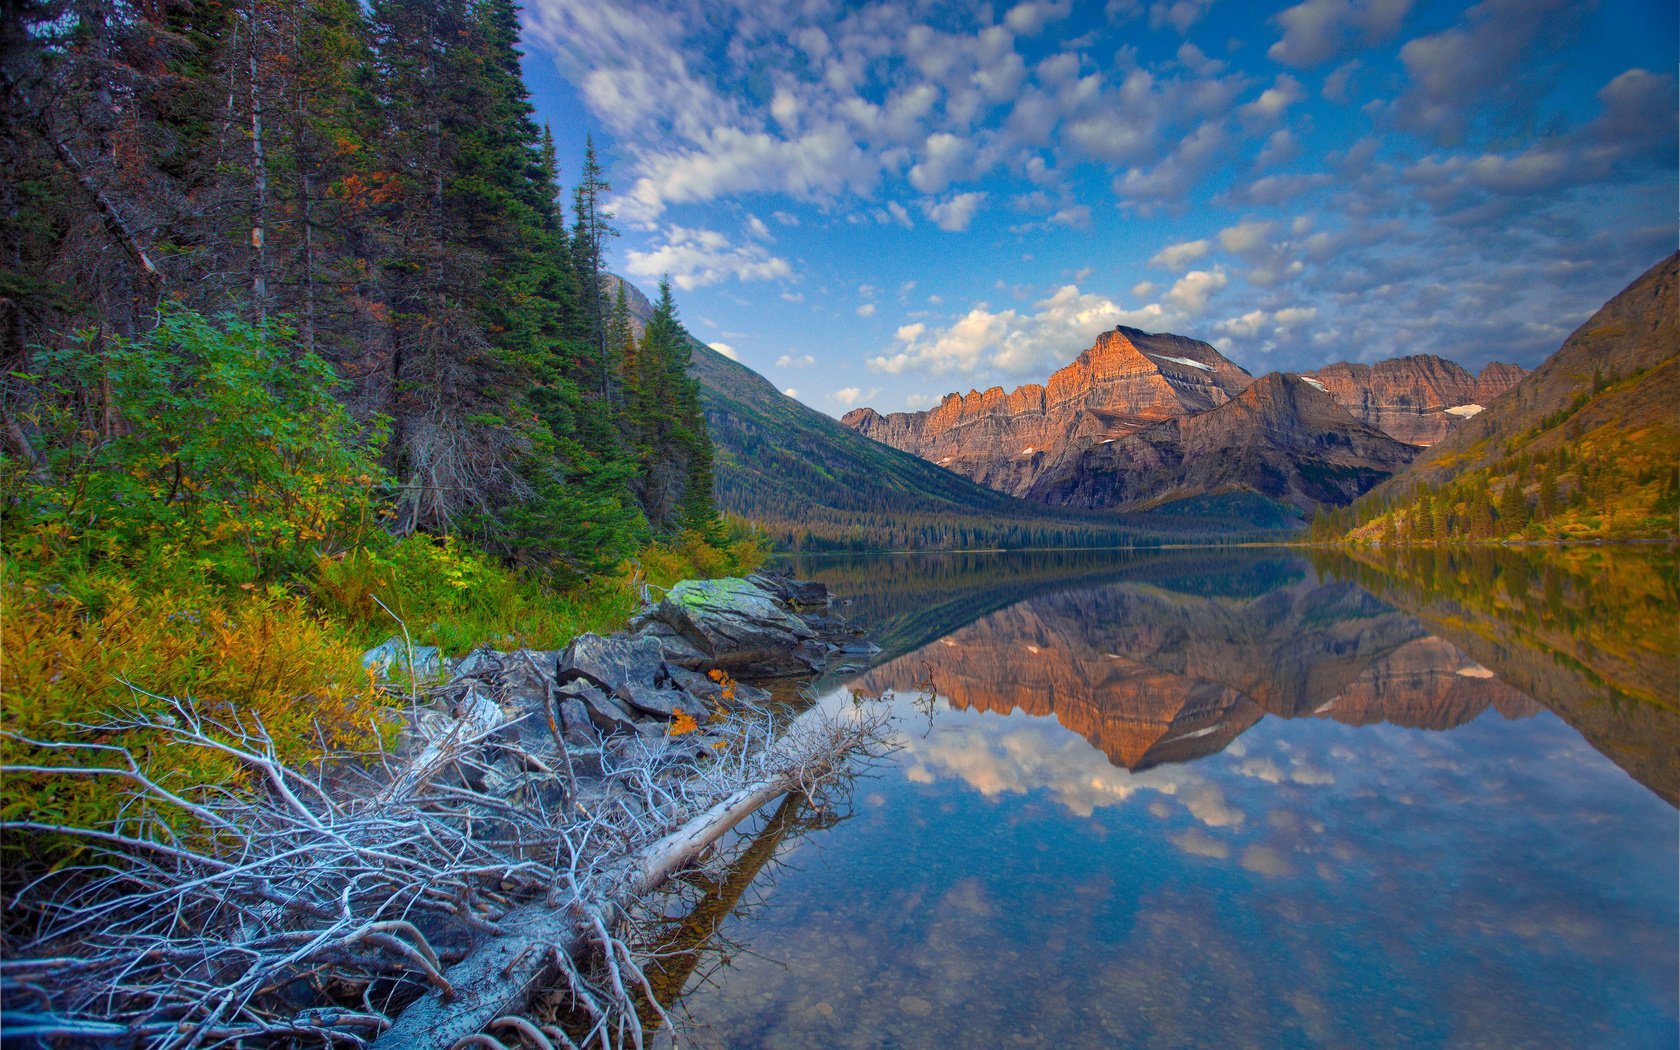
xmin=1023 ymin=373 xmax=1418 ymax=513
xmin=841 ymin=326 xmax=1253 ymax=497
xmin=853 ymin=568 xmax=1541 ymax=772
xmin=1299 ymin=356 xmax=1527 ymax=446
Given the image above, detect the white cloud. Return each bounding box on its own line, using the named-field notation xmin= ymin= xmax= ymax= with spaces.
xmin=624 ymin=225 xmax=794 ymax=291
xmin=776 ymin=353 xmax=816 ymax=368
xmin=1216 ymin=310 xmax=1268 ymax=338
xmin=1005 ymin=0 xmax=1073 ymax=36
xmin=908 ymin=131 xmax=973 ymax=194
xmin=1395 ymin=0 xmax=1575 ymax=144
xmin=830 ymin=386 xmax=878 ymax=407
xmin=708 ymin=341 xmax=740 ymax=361
xmin=1150 ymin=238 xmax=1211 ymax=270
xmin=782 ymin=387 xmax=799 ymax=398
xmin=1132 ymin=280 xmax=1157 ymax=298
xmin=1165 ymin=268 xmax=1228 ymax=314
xmin=1254 ymin=128 xmax=1300 ymax=170
xmin=1114 ymin=121 xmax=1228 ymax=210
xmin=923 ymin=191 xmax=988 ymax=232
xmin=1268 ymin=0 xmax=1414 ymax=68
xmin=1148 ymin=0 xmax=1215 ymax=35
xmin=1239 ymin=75 xmax=1306 ymax=122
xmin=870 ymin=284 xmax=1171 ymax=377
xmin=771 ymin=210 xmax=800 ymax=226
xmin=1218 ymin=219 xmax=1278 ymax=254
xmin=744 ymin=214 xmax=771 ymax=240
xmin=857 ymin=303 xmax=877 ymax=317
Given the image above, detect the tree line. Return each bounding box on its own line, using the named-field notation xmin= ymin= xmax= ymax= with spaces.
xmin=1 ymin=0 xmax=715 ymax=580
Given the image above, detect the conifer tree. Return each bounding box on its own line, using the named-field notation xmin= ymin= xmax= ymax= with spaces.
xmin=1499 ymin=476 xmax=1528 ymax=534
xmin=1538 ymin=463 xmax=1558 ymax=520
xmin=1469 ymin=484 xmax=1495 ymax=541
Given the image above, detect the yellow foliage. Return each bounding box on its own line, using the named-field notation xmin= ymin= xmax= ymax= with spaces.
xmin=1 ymin=575 xmax=393 ymax=844
xmin=668 ymin=710 xmax=700 ymax=736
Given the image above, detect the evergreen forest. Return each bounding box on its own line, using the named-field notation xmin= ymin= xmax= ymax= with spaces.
xmin=0 ymin=0 xmax=756 ymax=840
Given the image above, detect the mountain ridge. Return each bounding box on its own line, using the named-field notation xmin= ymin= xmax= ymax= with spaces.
xmin=1025 ymin=372 xmax=1418 ymax=514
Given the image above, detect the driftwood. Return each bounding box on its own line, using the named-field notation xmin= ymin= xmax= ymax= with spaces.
xmin=1 ymin=683 xmax=889 ymax=1049
xmin=376 ymin=767 xmax=820 ymax=1048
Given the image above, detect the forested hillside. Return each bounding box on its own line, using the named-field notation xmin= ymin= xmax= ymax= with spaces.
xmin=1313 ymin=254 xmax=1679 ymax=545
xmin=687 ymin=335 xmax=1201 ymax=550
xmin=2 ymin=0 xmax=713 ymax=574
xmin=0 ymin=0 xmax=761 ymax=859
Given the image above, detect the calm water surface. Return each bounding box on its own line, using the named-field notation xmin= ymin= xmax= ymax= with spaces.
xmin=654 ymin=549 xmax=1678 ymax=1049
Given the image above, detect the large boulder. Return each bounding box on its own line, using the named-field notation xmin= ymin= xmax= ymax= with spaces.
xmin=559 ymin=633 xmax=709 ymax=720
xmin=746 ymin=572 xmax=829 ymax=610
xmin=650 ymin=578 xmax=826 ymax=677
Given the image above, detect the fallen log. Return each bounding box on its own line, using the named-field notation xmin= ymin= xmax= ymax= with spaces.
xmin=373 ymin=730 xmax=865 ymax=1049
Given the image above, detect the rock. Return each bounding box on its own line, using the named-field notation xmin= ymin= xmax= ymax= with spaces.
xmin=559 ymin=633 xmax=709 ymax=720
xmin=746 ymin=572 xmax=828 ymax=609
xmin=556 ymin=696 xmax=596 ymax=746
xmin=452 ymin=647 xmax=503 ymax=680
xmin=362 ymin=636 xmax=443 ymax=682
xmin=498 ymin=649 xmax=560 ymax=712
xmin=1300 ymin=355 xmax=1527 ymax=446
xmin=841 ymin=325 xmax=1254 ymax=498
xmin=1024 ymin=373 xmax=1418 ymax=516
xmin=652 ymin=578 xmax=823 ymax=678
xmin=665 ymin=665 xmax=772 ymax=707
xmin=630 ymin=619 xmax=711 ymax=668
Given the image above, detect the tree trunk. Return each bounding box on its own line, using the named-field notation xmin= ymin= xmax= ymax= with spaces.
xmin=371 ymin=774 xmax=807 ymax=1049
xmin=247 ymin=9 xmax=269 ymax=320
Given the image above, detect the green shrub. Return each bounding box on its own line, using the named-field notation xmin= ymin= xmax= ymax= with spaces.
xmin=3 ymin=306 xmax=389 ymax=585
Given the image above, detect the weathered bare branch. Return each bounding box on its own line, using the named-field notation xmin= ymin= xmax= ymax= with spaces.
xmin=2 ymin=678 xmax=891 ymax=1050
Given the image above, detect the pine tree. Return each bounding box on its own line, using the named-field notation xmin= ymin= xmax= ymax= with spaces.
xmin=570 ymin=137 xmax=617 ymax=396
xmin=632 ymin=278 xmax=715 ymax=532
xmin=1469 ymin=484 xmax=1495 ymax=541
xmin=1499 ymin=476 xmax=1528 ymax=535
xmin=1538 ymin=463 xmax=1558 ymax=520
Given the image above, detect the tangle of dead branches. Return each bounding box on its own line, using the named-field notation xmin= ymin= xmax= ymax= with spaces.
xmin=0 ymin=686 xmax=891 ymax=1049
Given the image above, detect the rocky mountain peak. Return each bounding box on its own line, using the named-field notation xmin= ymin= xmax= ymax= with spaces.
xmin=841 ymin=325 xmax=1253 ymax=498
xmin=1300 ymin=354 xmax=1527 ymax=445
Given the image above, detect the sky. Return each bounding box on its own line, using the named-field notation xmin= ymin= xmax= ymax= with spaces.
xmin=518 ymin=0 xmax=1677 ymax=418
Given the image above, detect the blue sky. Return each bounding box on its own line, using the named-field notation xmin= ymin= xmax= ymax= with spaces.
xmin=519 ymin=0 xmax=1676 ymax=418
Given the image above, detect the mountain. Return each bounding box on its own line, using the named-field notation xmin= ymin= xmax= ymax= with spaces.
xmin=1336 ymin=252 xmax=1679 ymax=543
xmin=841 ymin=326 xmax=1254 ymax=497
xmin=851 ymin=557 xmax=1539 ymax=772
xmin=1299 ymin=356 xmax=1526 ymax=446
xmin=605 ymin=277 xmax=1209 ymax=550
xmin=1024 ymin=373 xmax=1418 ymax=516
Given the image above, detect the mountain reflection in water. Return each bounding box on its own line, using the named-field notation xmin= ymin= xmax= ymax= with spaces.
xmin=657 ymin=548 xmax=1677 ymax=1050
xmin=852 ymin=559 xmax=1546 ymax=778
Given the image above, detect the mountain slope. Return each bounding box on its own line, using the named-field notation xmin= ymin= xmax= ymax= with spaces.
xmin=686 ymin=338 xmax=1190 ymax=549
xmin=599 ymin=275 xmax=1286 ymax=547
xmin=1339 ymin=253 xmax=1679 ymax=542
xmin=1025 ymin=373 xmax=1418 ymax=516
xmin=842 ymin=326 xmax=1253 ymax=497
xmin=1300 ymin=356 xmax=1525 ymax=445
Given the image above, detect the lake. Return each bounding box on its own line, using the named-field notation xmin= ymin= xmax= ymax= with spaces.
xmin=645 ymin=547 xmax=1678 ymax=1049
